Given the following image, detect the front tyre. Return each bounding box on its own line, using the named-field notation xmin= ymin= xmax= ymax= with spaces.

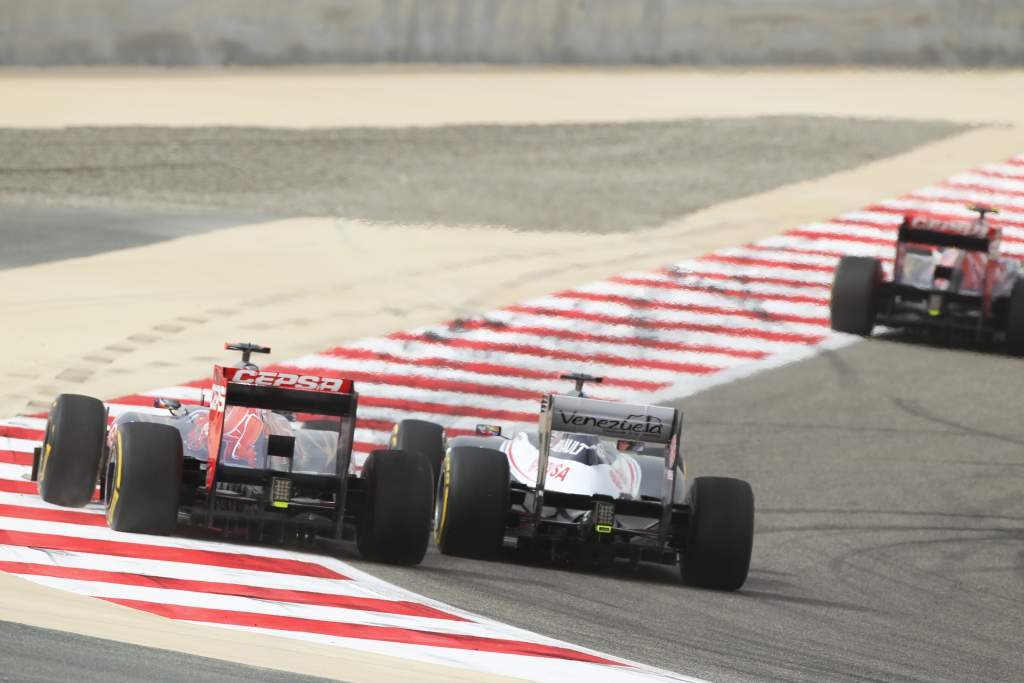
xmin=356 ymin=449 xmax=433 ymax=565
xmin=681 ymin=476 xmax=754 ymax=591
xmin=105 ymin=422 xmax=182 ymax=535
xmin=830 ymin=256 xmax=882 ymax=336
xmin=38 ymin=394 xmax=106 ymax=508
xmin=434 ymin=446 xmax=509 ymax=558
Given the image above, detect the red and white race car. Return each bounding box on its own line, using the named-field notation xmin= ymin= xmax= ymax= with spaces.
xmin=32 ymin=343 xmax=434 ymax=565
xmin=830 ymin=206 xmax=1024 ymax=352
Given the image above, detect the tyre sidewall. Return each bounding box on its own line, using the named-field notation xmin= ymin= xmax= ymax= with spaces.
xmin=434 ymin=446 xmax=509 ymax=557
xmin=682 ymin=476 xmax=755 ymax=591
xmin=830 ymin=256 xmax=882 ymax=335
xmin=357 ymin=449 xmax=433 ymax=565
xmin=106 ymin=422 xmax=182 ymax=535
xmin=38 ymin=394 xmax=106 ymax=508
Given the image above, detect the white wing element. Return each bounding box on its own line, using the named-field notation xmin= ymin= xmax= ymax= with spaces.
xmin=503 ymin=432 xmax=642 ymax=500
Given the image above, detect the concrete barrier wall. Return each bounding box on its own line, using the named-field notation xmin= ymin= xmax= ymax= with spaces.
xmin=1 ymin=0 xmax=1021 ymax=67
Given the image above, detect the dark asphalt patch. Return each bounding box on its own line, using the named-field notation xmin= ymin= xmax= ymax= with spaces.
xmin=0 ymin=203 xmax=268 ymax=269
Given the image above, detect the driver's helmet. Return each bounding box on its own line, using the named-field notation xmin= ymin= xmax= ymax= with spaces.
xmin=550 ymin=432 xmax=602 ymax=464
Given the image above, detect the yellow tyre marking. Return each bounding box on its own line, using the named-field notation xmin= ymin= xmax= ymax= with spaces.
xmin=389 ymin=423 xmax=399 ymax=448
xmin=115 ymin=432 xmax=123 ymax=488
xmin=39 ymin=443 xmax=52 ymax=483
xmin=434 ymin=452 xmax=452 ymax=545
xmin=106 ymin=432 xmax=124 ymax=525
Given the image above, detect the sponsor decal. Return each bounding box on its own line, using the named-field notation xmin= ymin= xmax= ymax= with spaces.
xmin=229 ymin=369 xmax=347 ymax=393
xmin=557 ymin=411 xmax=665 ymax=437
xmin=551 ymin=438 xmax=591 ymax=457
xmin=527 ymin=459 xmax=572 ymax=482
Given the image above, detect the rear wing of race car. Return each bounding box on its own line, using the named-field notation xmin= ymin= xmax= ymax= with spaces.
xmin=221 ymin=369 xmax=356 ymax=416
xmin=205 ymin=366 xmax=359 ymax=495
xmin=897 ymin=214 xmax=999 ymax=254
xmin=536 ymin=395 xmax=684 ymax=538
xmin=894 ymin=214 xmax=1002 ymax=303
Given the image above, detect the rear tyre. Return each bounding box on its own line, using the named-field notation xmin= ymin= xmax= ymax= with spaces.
xmin=105 ymin=422 xmax=182 ymax=535
xmin=681 ymin=476 xmax=754 ymax=591
xmin=391 ymin=419 xmax=445 ymax=490
xmin=1005 ymin=279 xmax=1024 ymax=356
xmin=38 ymin=394 xmax=106 ymax=508
xmin=434 ymin=446 xmax=509 ymax=558
xmin=357 ymin=449 xmax=433 ymax=565
xmin=830 ymin=256 xmax=882 ymax=336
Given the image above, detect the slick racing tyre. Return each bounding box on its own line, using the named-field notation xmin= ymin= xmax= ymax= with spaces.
xmin=105 ymin=423 xmax=182 ymax=535
xmin=390 ymin=419 xmax=445 ymax=491
xmin=1004 ymin=279 xmax=1024 ymax=356
xmin=681 ymin=476 xmax=754 ymax=591
xmin=434 ymin=446 xmax=509 ymax=558
xmin=38 ymin=394 xmax=106 ymax=508
xmin=357 ymin=449 xmax=433 ymax=565
xmin=830 ymin=256 xmax=882 ymax=336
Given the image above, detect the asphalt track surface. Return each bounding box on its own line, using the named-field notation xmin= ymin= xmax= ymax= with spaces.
xmin=0 ymin=619 xmax=336 ymax=683
xmin=350 ymin=335 xmax=1024 ymax=682
xmin=0 ymin=117 xmax=963 ymax=233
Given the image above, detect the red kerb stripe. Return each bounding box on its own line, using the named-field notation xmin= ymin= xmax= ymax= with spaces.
xmin=445 ymin=320 xmax=767 ymax=359
xmin=388 ymin=332 xmax=720 ymax=375
xmin=105 ymin=598 xmax=622 ymax=666
xmin=698 ymin=254 xmax=837 ymax=273
xmin=0 ymin=503 xmax=105 ymax=526
xmin=786 ymin=229 xmax=894 ymax=247
xmin=608 ymin=275 xmax=828 ymax=305
xmin=869 ymin=203 xmax=1024 ymax=229
xmin=321 ymin=347 xmax=669 ymax=392
xmin=943 ymin=181 xmax=1024 ymax=199
xmin=272 ymin=365 xmax=541 ymax=401
xmin=0 ymin=530 xmax=347 ymax=579
xmin=0 ymin=561 xmax=461 ymax=621
xmin=0 ymin=451 xmax=33 ymax=466
xmin=506 ymin=305 xmax=825 ymax=344
xmin=556 ymin=290 xmax=829 ymax=327
xmin=0 ymin=426 xmax=44 ymax=441
xmin=360 ymin=393 xmax=536 ymax=422
xmin=0 ymin=480 xmax=37 ymax=495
